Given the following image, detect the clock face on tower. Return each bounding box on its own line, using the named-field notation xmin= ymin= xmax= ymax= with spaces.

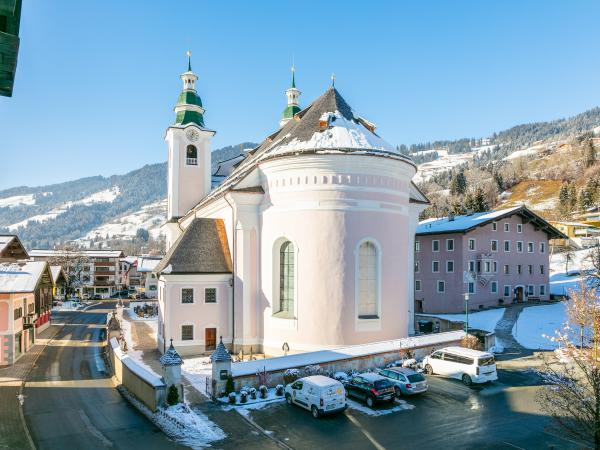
xmin=186 ymin=128 xmax=200 ymax=142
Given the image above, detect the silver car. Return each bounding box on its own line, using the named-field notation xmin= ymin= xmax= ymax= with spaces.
xmin=378 ymin=367 xmax=428 ymax=396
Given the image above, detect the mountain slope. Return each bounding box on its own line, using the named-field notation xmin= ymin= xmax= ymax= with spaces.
xmin=0 ymin=142 xmax=256 ymax=248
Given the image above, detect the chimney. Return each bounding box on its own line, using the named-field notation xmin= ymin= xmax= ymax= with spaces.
xmin=448 ymin=212 xmax=455 ymax=222
xmin=466 ymin=209 xmax=474 ymax=216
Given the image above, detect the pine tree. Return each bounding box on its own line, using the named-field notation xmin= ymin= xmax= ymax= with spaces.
xmin=584 ymin=139 xmax=596 ymax=168
xmin=449 ymin=171 xmax=467 ymax=196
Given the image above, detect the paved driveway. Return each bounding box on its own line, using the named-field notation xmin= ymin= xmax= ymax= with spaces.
xmin=243 ymin=365 xmax=584 ymax=449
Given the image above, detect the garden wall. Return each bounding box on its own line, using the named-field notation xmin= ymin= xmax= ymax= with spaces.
xmin=107 ymin=337 xmax=166 ymax=411
xmin=230 ymin=331 xmax=466 ymax=390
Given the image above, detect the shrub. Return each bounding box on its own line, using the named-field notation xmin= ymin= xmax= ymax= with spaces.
xmin=259 ymin=385 xmax=268 ymax=399
xmin=275 ymin=384 xmax=284 ymax=396
xmin=461 ymin=334 xmax=483 ymax=350
xmin=225 ymin=375 xmax=235 ymax=395
xmin=240 ymin=390 xmax=248 ymax=403
xmin=256 ymin=367 xmax=271 ymax=387
xmin=228 ymin=392 xmax=237 ymax=404
xmin=283 ymin=368 xmax=300 ymax=385
xmin=249 ymin=387 xmax=257 ymax=400
xmin=167 ymin=385 xmax=179 ymax=406
xmin=303 ymin=365 xmax=322 ymax=376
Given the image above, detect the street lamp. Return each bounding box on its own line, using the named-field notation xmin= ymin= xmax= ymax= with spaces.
xmin=464 ymin=292 xmax=470 ymax=336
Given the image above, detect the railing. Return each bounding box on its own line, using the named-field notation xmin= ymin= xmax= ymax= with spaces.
xmin=186 ymin=158 xmax=198 ymax=165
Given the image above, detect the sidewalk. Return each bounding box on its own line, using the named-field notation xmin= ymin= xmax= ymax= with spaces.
xmin=494 ymin=303 xmax=528 ymax=355
xmin=0 ymin=324 xmax=62 ymax=450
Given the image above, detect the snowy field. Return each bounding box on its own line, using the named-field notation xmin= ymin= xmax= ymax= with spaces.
xmin=425 ymin=307 xmax=506 ymax=333
xmin=512 ymin=302 xmax=566 ymax=350
xmin=549 ymin=247 xmax=594 ymax=296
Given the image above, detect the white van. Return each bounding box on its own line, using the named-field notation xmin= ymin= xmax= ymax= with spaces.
xmin=421 ymin=346 xmax=498 ymax=385
xmin=284 ymin=375 xmax=347 ymax=418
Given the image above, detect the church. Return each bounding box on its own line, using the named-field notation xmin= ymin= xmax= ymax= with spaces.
xmin=155 ymin=56 xmax=429 ymax=356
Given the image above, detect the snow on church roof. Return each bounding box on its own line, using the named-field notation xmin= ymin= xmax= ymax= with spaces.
xmin=191 ymin=88 xmax=421 ymax=213
xmin=0 ymin=261 xmax=48 ymax=293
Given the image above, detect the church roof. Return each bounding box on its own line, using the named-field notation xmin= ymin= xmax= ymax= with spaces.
xmin=210 ymin=337 xmax=232 ymax=362
xmin=155 ymin=218 xmax=232 ymax=275
xmin=160 ymin=341 xmax=184 ymax=366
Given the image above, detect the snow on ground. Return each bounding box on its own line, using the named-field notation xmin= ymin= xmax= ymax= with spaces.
xmin=0 ymin=194 xmax=36 ymax=208
xmin=549 ymin=247 xmax=593 ymax=296
xmin=82 ymin=199 xmax=166 ymax=241
xmin=119 ymin=307 xmax=161 ymax=377
xmin=346 ymin=398 xmax=414 ymax=416
xmin=7 ymin=187 xmax=120 ymax=231
xmin=181 ymin=356 xmax=213 ymax=398
xmin=504 ymin=147 xmax=540 ymax=160
xmin=512 ymin=302 xmax=566 ymax=350
xmin=220 ymin=388 xmax=285 ymax=409
xmin=424 ymin=308 xmax=506 ymax=333
xmin=414 ymin=149 xmax=475 ymax=183
xmin=52 ymin=300 xmax=87 ymax=311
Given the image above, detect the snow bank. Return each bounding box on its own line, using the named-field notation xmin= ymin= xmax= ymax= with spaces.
xmin=346 ymin=398 xmax=414 ymax=416
xmin=424 ymin=308 xmax=505 ymax=333
xmin=512 ymin=302 xmax=567 ymax=350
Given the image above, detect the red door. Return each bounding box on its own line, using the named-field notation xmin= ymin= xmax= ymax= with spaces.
xmin=205 ymin=328 xmax=216 ymax=351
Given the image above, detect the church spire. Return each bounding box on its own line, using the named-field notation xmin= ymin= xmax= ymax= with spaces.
xmin=174 ymin=51 xmax=205 ymax=127
xmin=280 ymin=65 xmax=302 ymax=128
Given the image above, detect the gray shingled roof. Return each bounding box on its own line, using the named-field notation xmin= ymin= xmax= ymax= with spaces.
xmin=155 ymin=218 xmax=232 ymax=274
xmin=210 ymin=337 xmax=232 ymax=362
xmin=160 ymin=341 xmax=184 ymax=366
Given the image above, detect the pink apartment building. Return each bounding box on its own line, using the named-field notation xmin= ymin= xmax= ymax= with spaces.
xmin=414 ymin=206 xmax=567 ymax=314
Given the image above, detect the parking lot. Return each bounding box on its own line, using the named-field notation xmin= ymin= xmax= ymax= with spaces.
xmin=234 ymin=360 xmax=584 ymax=450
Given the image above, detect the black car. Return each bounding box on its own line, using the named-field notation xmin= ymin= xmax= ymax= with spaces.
xmin=343 ymin=373 xmax=395 ymax=407
xmin=110 ymin=290 xmax=129 ymax=299
xmin=92 ymin=294 xmax=102 ymax=300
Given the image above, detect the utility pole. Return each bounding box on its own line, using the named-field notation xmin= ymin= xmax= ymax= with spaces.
xmin=464 ymin=292 xmax=470 ymax=336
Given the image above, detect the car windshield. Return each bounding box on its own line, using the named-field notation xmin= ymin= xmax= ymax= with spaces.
xmin=407 ymin=373 xmax=425 ymax=383
xmin=478 ymin=356 xmax=495 ymax=366
xmin=374 ymin=380 xmax=391 ymax=390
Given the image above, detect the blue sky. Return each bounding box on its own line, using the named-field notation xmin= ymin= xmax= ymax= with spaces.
xmin=1 ymin=0 xmax=599 ymax=190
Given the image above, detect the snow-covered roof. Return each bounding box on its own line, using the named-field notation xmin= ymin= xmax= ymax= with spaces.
xmin=0 ymin=235 xmax=15 ymax=253
xmin=29 ymin=249 xmax=124 ymax=258
xmin=417 ymin=205 xmax=567 ymax=239
xmin=0 ymin=261 xmax=48 ymax=293
xmin=160 ymin=342 xmax=183 ymax=367
xmin=136 ymin=256 xmax=162 ymax=273
xmin=49 ymin=265 xmax=66 ymax=284
xmin=0 ymin=235 xmax=28 ymax=260
xmin=231 ymin=330 xmax=465 ymax=377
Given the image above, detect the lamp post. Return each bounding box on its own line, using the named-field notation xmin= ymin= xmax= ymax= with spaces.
xmin=464 ymin=292 xmax=470 ymax=336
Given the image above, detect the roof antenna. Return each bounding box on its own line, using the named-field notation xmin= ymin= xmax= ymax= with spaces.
xmin=331 ymin=73 xmax=336 ymax=88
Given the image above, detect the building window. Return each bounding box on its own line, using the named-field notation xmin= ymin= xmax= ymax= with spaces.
xmin=539 ymin=285 xmax=546 ymax=296
xmin=528 ymin=264 xmax=533 ymax=275
xmin=493 ymin=261 xmax=498 ymax=272
xmin=540 ymin=242 xmax=546 ymax=253
xmin=504 ymin=264 xmax=510 ymax=275
xmin=504 ymin=240 xmax=511 ymax=252
xmin=492 ymin=222 xmax=497 ymax=231
xmin=468 ymin=282 xmax=475 ymax=294
xmin=491 ymin=240 xmax=498 ymax=252
xmin=528 ymin=285 xmax=534 ymax=296
xmin=446 ymin=260 xmax=454 ymax=273
xmin=540 ymin=265 xmax=545 ymax=275
xmin=415 ymin=240 xmax=421 ymax=252
xmin=181 ymin=325 xmax=193 ymax=341
xmin=468 ymin=239 xmax=476 ymax=251
xmin=358 ymin=241 xmax=378 ymax=318
xmin=517 ymin=224 xmax=523 ymax=233
xmin=432 ymin=261 xmax=440 ymax=273
xmin=504 ymin=285 xmax=511 ymax=297
xmin=181 ymin=288 xmax=194 ymax=304
xmin=528 ymin=242 xmax=534 ymax=253
xmin=280 ymin=241 xmax=295 ymax=315
xmin=468 ymin=260 xmax=475 ymax=272
xmin=517 ymin=241 xmax=523 ymax=253
xmin=186 ymin=145 xmax=198 ymax=165
xmin=204 ymin=288 xmax=217 ymax=303
xmin=517 ymin=264 xmax=522 ymax=275
xmin=504 ymin=223 xmax=510 ymax=232
xmin=491 ymin=281 xmax=498 ymax=294
xmin=437 ymin=280 xmax=445 ymax=293
xmin=432 ymin=240 xmax=439 ymax=252
xmin=446 ymin=239 xmax=454 ymax=251
xmin=414 ymin=261 xmax=420 ymax=273
xmin=485 ymin=261 xmax=491 ymax=273
xmin=415 ymin=280 xmax=422 ymax=291
xmin=14 ymin=307 xmax=22 ymax=320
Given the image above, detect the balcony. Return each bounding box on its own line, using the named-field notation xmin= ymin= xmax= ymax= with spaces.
xmin=186 ymin=158 xmax=198 ymax=165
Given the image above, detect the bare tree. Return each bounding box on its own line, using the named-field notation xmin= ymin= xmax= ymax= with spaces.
xmin=537 ymin=283 xmax=600 ymax=448
xmin=564 ymin=248 xmax=576 ymax=274
xmin=48 ymin=244 xmax=90 ymax=297
xmin=587 ymin=245 xmax=600 ymax=290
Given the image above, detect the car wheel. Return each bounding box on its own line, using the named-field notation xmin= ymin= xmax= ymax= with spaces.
xmin=394 ymin=386 xmax=402 ymax=398
xmin=462 ymin=374 xmax=472 ymax=386
xmin=311 ymin=406 xmax=320 ymax=418
xmin=285 ymin=394 xmax=292 ymax=405
xmin=366 ymin=395 xmax=374 ymax=408
xmin=425 ymin=364 xmax=434 ymax=375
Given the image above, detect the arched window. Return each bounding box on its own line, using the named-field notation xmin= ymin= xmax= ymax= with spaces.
xmin=186 ymin=145 xmax=198 ymax=165
xmin=279 ymin=241 xmax=295 ymax=315
xmin=358 ymin=241 xmax=378 ymax=318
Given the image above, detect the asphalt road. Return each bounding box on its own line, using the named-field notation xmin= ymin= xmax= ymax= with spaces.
xmin=245 ymin=367 xmax=586 ymax=450
xmin=22 ymin=304 xmax=185 ymax=450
